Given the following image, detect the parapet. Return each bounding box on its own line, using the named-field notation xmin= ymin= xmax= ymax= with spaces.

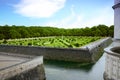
xmin=0 ymin=52 xmax=45 ymax=80
xmin=104 ymin=41 xmax=120 ymax=80
xmin=0 ymin=37 xmax=112 ymax=63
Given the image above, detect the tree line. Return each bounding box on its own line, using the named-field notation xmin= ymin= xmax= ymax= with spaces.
xmin=0 ymin=24 xmax=114 ymax=40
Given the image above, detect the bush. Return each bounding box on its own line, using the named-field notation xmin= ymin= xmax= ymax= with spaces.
xmin=74 ymin=43 xmax=80 ymax=47
xmin=28 ymin=42 xmax=32 ymax=46
xmin=3 ymin=39 xmax=7 ymax=44
xmin=19 ymin=43 xmax=22 ymax=45
xmin=90 ymin=38 xmax=96 ymax=42
xmin=68 ymin=45 xmax=73 ymax=48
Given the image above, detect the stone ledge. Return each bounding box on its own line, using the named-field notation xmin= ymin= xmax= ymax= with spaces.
xmin=112 ymin=3 xmax=120 ymax=9
xmin=0 ymin=53 xmax=45 ymax=80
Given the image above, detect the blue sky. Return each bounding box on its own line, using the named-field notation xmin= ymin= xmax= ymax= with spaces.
xmin=0 ymin=0 xmax=114 ymax=28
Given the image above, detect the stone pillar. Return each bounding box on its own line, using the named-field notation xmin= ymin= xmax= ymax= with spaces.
xmin=113 ymin=0 xmax=120 ymax=39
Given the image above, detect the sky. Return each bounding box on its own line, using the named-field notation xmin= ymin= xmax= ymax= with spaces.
xmin=0 ymin=0 xmax=114 ymax=28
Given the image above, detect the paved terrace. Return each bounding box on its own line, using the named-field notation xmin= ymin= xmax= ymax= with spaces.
xmin=0 ymin=54 xmax=30 ymax=70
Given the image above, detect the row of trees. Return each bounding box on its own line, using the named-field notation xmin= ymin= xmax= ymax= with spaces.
xmin=0 ymin=24 xmax=114 ymax=40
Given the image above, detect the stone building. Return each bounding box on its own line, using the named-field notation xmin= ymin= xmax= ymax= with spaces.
xmin=104 ymin=0 xmax=120 ymax=80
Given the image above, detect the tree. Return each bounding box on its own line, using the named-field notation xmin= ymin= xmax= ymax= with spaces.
xmin=108 ymin=25 xmax=114 ymax=37
xmin=0 ymin=34 xmax=5 ymax=40
xmin=18 ymin=28 xmax=30 ymax=38
xmin=97 ymin=25 xmax=109 ymax=36
xmin=9 ymin=29 xmax=21 ymax=39
xmin=0 ymin=24 xmax=114 ymax=39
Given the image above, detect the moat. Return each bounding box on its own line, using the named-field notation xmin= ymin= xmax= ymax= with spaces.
xmin=44 ymin=53 xmax=105 ymax=80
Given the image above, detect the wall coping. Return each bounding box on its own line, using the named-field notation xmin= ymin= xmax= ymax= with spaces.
xmin=0 ymin=44 xmax=87 ymax=51
xmin=0 ymin=37 xmax=111 ymax=51
xmin=104 ymin=46 xmax=120 ymax=57
xmin=0 ymin=52 xmax=35 ymax=59
xmin=81 ymin=37 xmax=112 ymax=51
xmin=112 ymin=2 xmax=120 ymax=9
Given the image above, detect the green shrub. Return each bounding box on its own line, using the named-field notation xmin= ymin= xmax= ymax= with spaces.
xmin=3 ymin=40 xmax=7 ymax=44
xmin=74 ymin=43 xmax=80 ymax=47
xmin=28 ymin=42 xmax=32 ymax=46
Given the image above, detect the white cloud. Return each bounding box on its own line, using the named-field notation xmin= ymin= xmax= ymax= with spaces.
xmin=82 ymin=7 xmax=114 ymax=27
xmin=45 ymin=6 xmax=114 ymax=28
xmin=45 ymin=5 xmax=83 ymax=28
xmin=14 ymin=0 xmax=66 ymax=18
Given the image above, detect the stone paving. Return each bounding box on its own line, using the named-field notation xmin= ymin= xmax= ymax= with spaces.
xmin=0 ymin=53 xmax=29 ymax=70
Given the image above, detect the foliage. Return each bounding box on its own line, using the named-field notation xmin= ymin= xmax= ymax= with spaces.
xmin=3 ymin=39 xmax=7 ymax=44
xmin=0 ymin=24 xmax=114 ymax=40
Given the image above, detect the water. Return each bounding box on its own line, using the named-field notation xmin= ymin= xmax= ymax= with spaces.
xmin=44 ymin=53 xmax=106 ymax=80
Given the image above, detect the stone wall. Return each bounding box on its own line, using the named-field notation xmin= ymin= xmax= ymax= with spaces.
xmin=5 ymin=64 xmax=45 ymax=80
xmin=82 ymin=37 xmax=112 ymax=62
xmin=104 ymin=40 xmax=120 ymax=80
xmin=104 ymin=53 xmax=120 ymax=80
xmin=104 ymin=47 xmax=120 ymax=80
xmin=0 ymin=37 xmax=112 ymax=63
xmin=0 ymin=53 xmax=45 ymax=80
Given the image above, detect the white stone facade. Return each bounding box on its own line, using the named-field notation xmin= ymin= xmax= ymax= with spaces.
xmin=115 ymin=0 xmax=120 ymax=4
xmin=114 ymin=0 xmax=120 ymax=39
xmin=104 ymin=0 xmax=120 ymax=80
xmin=105 ymin=53 xmax=120 ymax=80
xmin=114 ymin=8 xmax=120 ymax=39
